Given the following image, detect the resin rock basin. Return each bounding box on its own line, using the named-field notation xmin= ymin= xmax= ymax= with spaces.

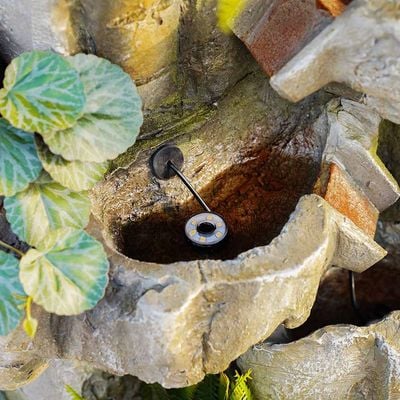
xmin=0 ymin=80 xmax=393 ymax=390
xmin=239 ymin=260 xmax=400 ymax=399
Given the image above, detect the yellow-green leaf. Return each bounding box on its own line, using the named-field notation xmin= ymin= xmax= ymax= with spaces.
xmin=0 ymin=119 xmax=42 ymax=196
xmin=35 ymin=136 xmax=108 ymax=191
xmin=65 ymin=385 xmax=85 ymax=400
xmin=0 ymin=51 xmax=85 ymax=134
xmin=20 ymin=228 xmax=109 ymax=315
xmin=4 ymin=172 xmax=90 ymax=247
xmin=41 ymin=54 xmax=143 ymax=162
xmin=229 ymin=370 xmax=253 ymax=400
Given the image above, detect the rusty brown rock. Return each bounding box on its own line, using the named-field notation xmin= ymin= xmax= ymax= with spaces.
xmin=232 ymin=0 xmax=332 ymax=76
xmin=270 ymin=0 xmax=400 ymax=124
xmin=314 ymin=163 xmax=379 ymax=237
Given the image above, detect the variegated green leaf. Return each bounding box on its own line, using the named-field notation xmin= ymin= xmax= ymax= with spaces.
xmin=41 ymin=54 xmax=143 ymax=162
xmin=0 ymin=119 xmax=42 ymax=196
xmin=20 ymin=228 xmax=109 ymax=315
xmin=0 ymin=51 xmax=85 ymax=134
xmin=0 ymin=251 xmax=25 ymax=336
xmin=4 ymin=172 xmax=90 ymax=247
xmin=35 ymin=136 xmax=108 ymax=191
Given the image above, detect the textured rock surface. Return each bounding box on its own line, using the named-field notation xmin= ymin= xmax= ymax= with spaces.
xmin=0 ymin=81 xmax=394 ymax=390
xmin=0 ymin=0 xmax=397 ymax=393
xmin=239 ymin=311 xmax=400 ymax=399
xmin=270 ymin=0 xmax=400 ymax=124
xmin=322 ymin=99 xmax=399 ymax=211
xmin=0 ymin=0 xmax=254 ymax=120
xmin=0 ymin=193 xmax=386 ymax=389
xmin=232 ymin=0 xmax=332 ymax=75
xmin=5 ymin=361 xmax=93 ymax=400
xmin=316 ymin=163 xmax=379 ymax=237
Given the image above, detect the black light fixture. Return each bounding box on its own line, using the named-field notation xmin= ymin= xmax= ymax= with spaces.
xmin=150 ymin=144 xmax=228 ymax=248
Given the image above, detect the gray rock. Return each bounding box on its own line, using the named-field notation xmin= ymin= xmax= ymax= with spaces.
xmin=239 ymin=311 xmax=400 ymax=400
xmin=5 ymin=361 xmax=93 ymax=400
xmin=270 ymin=0 xmax=400 ymax=124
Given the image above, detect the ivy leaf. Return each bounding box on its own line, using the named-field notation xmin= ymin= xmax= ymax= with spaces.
xmin=0 ymin=251 xmax=25 ymax=336
xmin=0 ymin=119 xmax=42 ymax=196
xmin=41 ymin=54 xmax=143 ymax=162
xmin=0 ymin=51 xmax=85 ymax=134
xmin=65 ymin=385 xmax=86 ymax=400
xmin=229 ymin=370 xmax=253 ymax=400
xmin=35 ymin=136 xmax=108 ymax=191
xmin=20 ymin=228 xmax=109 ymax=315
xmin=4 ymin=172 xmax=91 ymax=247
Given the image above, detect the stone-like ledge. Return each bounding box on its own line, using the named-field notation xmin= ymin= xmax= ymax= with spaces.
xmin=270 ymin=0 xmax=400 ymax=124
xmin=239 ymin=311 xmax=400 ymax=399
xmin=0 ymin=194 xmax=385 ymax=390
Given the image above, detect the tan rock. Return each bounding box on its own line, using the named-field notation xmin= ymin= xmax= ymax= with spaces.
xmin=238 ymin=311 xmax=400 ymax=399
xmin=0 ymin=76 xmax=392 ymax=389
xmin=323 ymin=99 xmax=400 ymax=211
xmin=0 ymin=193 xmax=386 ymax=390
xmin=5 ymin=361 xmax=93 ymax=400
xmin=270 ymin=0 xmax=400 ymax=124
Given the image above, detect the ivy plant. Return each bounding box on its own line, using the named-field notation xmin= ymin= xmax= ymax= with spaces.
xmin=0 ymin=50 xmax=143 ymax=338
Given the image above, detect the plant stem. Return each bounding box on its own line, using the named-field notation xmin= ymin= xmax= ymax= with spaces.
xmin=0 ymin=239 xmax=25 ymax=257
xmin=26 ymin=296 xmax=33 ymax=320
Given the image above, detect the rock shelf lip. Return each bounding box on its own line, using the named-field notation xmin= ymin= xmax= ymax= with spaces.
xmin=238 ymin=310 xmax=400 ymax=399
xmin=269 ymin=0 xmax=400 ymax=124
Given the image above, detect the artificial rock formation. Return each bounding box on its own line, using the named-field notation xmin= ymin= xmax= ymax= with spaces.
xmin=239 ymin=309 xmax=400 ymax=399
xmin=0 ymin=0 xmax=399 ymax=395
xmin=270 ymin=0 xmax=400 ymax=124
xmin=4 ymin=361 xmax=93 ymax=400
xmin=0 ymin=194 xmax=386 ymax=390
xmin=0 ymin=78 xmax=398 ymax=390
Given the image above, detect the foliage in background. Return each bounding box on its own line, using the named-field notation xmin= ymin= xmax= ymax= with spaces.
xmin=65 ymin=385 xmax=85 ymax=400
xmin=66 ymin=370 xmax=254 ymax=400
xmin=141 ymin=370 xmax=254 ymax=400
xmin=216 ymin=0 xmax=247 ymax=34
xmin=0 ymin=50 xmax=143 ymax=338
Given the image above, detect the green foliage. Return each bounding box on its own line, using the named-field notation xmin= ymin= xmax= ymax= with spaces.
xmin=0 ymin=119 xmax=42 ymax=196
xmin=141 ymin=370 xmax=254 ymax=400
xmin=0 ymin=50 xmax=143 ymax=337
xmin=36 ymin=136 xmax=108 ymax=191
xmin=65 ymin=385 xmax=86 ymax=400
xmin=0 ymin=251 xmax=26 ymax=335
xmin=20 ymin=228 xmax=109 ymax=315
xmin=0 ymin=51 xmax=85 ymax=133
xmin=4 ymin=172 xmax=91 ymax=247
xmin=41 ymin=54 xmax=143 ymax=162
xmin=216 ymin=0 xmax=247 ymax=34
xmin=230 ymin=370 xmax=254 ymax=400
